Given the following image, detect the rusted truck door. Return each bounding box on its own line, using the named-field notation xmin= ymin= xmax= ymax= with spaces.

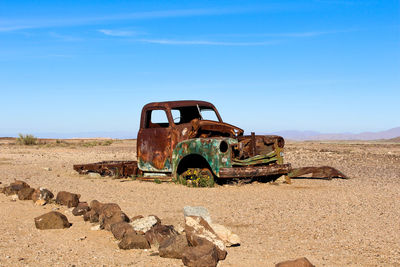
xmin=137 ymin=108 xmax=173 ymax=172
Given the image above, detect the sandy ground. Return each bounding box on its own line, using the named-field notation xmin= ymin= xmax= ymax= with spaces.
xmin=0 ymin=139 xmax=399 ymax=267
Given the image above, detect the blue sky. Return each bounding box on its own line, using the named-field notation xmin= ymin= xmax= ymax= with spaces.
xmin=1 ymin=0 xmax=399 ymax=137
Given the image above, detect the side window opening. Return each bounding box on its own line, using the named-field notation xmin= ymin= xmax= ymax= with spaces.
xmin=146 ymin=109 xmax=170 ymax=128
xmin=171 ymin=109 xmax=181 ymax=124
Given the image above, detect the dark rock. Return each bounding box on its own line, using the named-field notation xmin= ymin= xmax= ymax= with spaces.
xmin=72 ymin=202 xmax=90 ymax=216
xmin=100 ymin=210 xmax=130 ymax=231
xmin=89 ymin=200 xmax=104 ymax=213
xmin=55 ymin=191 xmax=80 ymax=208
xmin=118 ymin=232 xmax=151 ymax=250
xmin=99 ymin=203 xmax=121 ymax=217
xmin=34 ymin=211 xmax=70 ymax=230
xmin=3 ymin=180 xmax=30 ymax=195
xmin=145 ymin=224 xmax=178 ymax=247
xmin=83 ymin=209 xmax=99 ymax=223
xmin=111 ymin=221 xmax=135 ymax=240
xmin=11 ymin=180 xmax=30 ymax=190
xmin=159 ymin=234 xmax=189 ymax=259
xmin=18 ymin=187 xmax=35 ymax=200
xmin=275 ymin=257 xmax=315 ymax=267
xmin=182 ymin=243 xmax=219 ymax=267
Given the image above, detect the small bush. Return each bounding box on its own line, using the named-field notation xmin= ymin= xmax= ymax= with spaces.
xmin=17 ymin=133 xmax=37 ymax=145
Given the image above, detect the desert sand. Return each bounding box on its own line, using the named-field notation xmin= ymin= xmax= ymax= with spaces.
xmin=0 ymin=139 xmax=399 ymax=266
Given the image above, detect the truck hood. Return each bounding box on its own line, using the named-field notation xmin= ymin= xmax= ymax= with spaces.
xmin=189 ymin=119 xmax=244 ymax=138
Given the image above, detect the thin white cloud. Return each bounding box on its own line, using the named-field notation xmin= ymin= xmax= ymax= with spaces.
xmin=214 ymin=29 xmax=356 ymax=38
xmin=49 ymin=32 xmax=82 ymax=41
xmin=98 ymin=29 xmax=136 ymax=37
xmin=0 ymin=7 xmax=272 ymax=32
xmin=139 ymin=39 xmax=279 ymax=46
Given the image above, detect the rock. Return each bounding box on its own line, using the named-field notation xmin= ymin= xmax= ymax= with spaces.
xmin=3 ymin=180 xmax=30 ymax=195
xmin=149 ymin=214 xmax=162 ymax=225
xmin=88 ymin=172 xmax=101 ymax=178
xmin=100 ymin=210 xmax=130 ymax=231
xmin=43 ymin=167 xmax=52 ymax=171
xmin=131 ymin=215 xmax=144 ymax=221
xmin=183 ymin=206 xmax=212 ymax=224
xmin=11 ymin=180 xmax=30 ymax=189
xmin=11 ymin=194 xmax=18 ymax=201
xmin=91 ymin=225 xmax=101 ymax=231
xmin=72 ymin=202 xmax=90 ymax=216
xmin=182 ymin=243 xmax=219 ymax=267
xmin=17 ymin=187 xmax=35 ymax=200
xmin=145 ymin=224 xmax=179 ymax=247
xmin=55 ymin=191 xmax=80 ymax=208
xmin=83 ymin=209 xmax=99 ymax=223
xmin=99 ymin=203 xmax=121 ymax=217
xmin=32 ymin=188 xmax=54 ymax=205
xmin=0 ymin=187 xmax=4 ymax=194
xmin=130 ymin=215 xmax=160 ymax=234
xmin=159 ymin=234 xmax=189 ymax=259
xmin=185 ymin=216 xmax=227 ymax=260
xmin=34 ymin=211 xmax=71 ymax=230
xmin=89 ymin=200 xmax=104 ymax=213
xmin=275 ymin=257 xmax=315 ymax=267
xmin=210 ymin=223 xmax=240 ymax=247
xmin=111 ymin=222 xmax=135 ymax=240
xmin=118 ymin=232 xmax=151 ymax=250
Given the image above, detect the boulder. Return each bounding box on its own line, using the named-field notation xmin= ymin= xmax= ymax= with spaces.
xmin=185 ymin=216 xmax=227 ymax=260
xmin=130 ymin=215 xmax=160 ymax=234
xmin=34 ymin=211 xmax=71 ymax=230
xmin=17 ymin=187 xmax=35 ymax=200
xmin=100 ymin=210 xmax=130 ymax=231
xmin=111 ymin=221 xmax=135 ymax=240
xmin=159 ymin=234 xmax=189 ymax=259
xmin=83 ymin=209 xmax=99 ymax=223
xmin=182 ymin=243 xmax=219 ymax=267
xmin=145 ymin=224 xmax=178 ymax=247
xmin=209 ymin=223 xmax=240 ymax=247
xmin=183 ymin=206 xmax=211 ymax=224
xmin=275 ymin=257 xmax=315 ymax=267
xmin=89 ymin=200 xmax=104 ymax=213
xmin=55 ymin=191 xmax=80 ymax=208
xmin=118 ymin=232 xmax=151 ymax=250
xmin=32 ymin=188 xmax=54 ymax=205
xmin=72 ymin=202 xmax=90 ymax=216
xmin=98 ymin=203 xmax=121 ymax=218
xmin=3 ymin=180 xmax=30 ymax=195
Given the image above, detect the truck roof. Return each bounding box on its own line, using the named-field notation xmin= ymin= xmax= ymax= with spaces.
xmin=143 ymin=100 xmax=216 ymax=110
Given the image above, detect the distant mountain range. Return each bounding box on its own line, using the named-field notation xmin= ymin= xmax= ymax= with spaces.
xmin=1 ymin=127 xmax=399 ymax=141
xmin=270 ymin=127 xmax=400 ymax=141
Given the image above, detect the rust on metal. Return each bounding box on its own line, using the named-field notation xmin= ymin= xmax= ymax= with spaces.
xmin=288 ymin=166 xmax=349 ymax=180
xmin=73 ymin=161 xmax=140 ymax=177
xmin=219 ymin=163 xmax=292 ymax=178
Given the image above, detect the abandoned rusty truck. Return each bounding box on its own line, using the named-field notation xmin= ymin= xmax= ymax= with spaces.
xmin=74 ymin=100 xmax=347 ymax=186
